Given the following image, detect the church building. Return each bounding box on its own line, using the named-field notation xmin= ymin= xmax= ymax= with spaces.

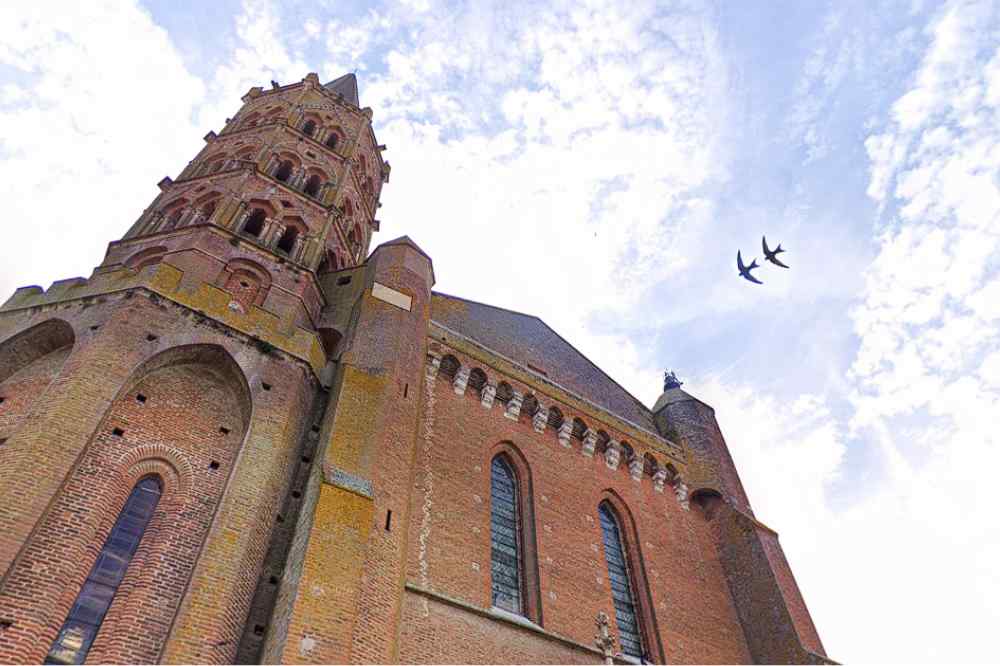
xmin=0 ymin=73 xmax=831 ymax=664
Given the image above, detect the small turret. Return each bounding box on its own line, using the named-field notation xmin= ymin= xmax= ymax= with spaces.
xmin=651 ymin=370 xmax=752 ymax=514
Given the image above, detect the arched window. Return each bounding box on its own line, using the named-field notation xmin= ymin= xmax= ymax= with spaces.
xmin=303 ymin=174 xmax=322 ymax=197
xmin=301 ymin=119 xmax=316 ymax=136
xmin=490 ymin=456 xmax=522 ymax=615
xmin=598 ymin=502 xmax=646 ymax=661
xmin=45 ymin=477 xmax=162 ymax=665
xmin=325 ymin=133 xmax=339 ymax=150
xmin=274 ymin=160 xmax=293 ymax=182
xmin=243 ymin=209 xmax=267 ymax=237
xmin=276 ymin=226 xmax=299 ymax=254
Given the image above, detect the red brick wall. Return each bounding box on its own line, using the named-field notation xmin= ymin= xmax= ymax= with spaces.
xmin=0 ymin=343 xmax=250 ymax=663
xmin=404 ymin=349 xmax=752 ymax=664
xmin=0 ymin=343 xmax=71 ymax=438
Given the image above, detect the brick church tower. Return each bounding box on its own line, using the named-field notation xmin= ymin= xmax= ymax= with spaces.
xmin=0 ymin=74 xmax=832 ymax=664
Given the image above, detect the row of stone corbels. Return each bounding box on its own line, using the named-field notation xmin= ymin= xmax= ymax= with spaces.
xmin=426 ymin=352 xmax=690 ymax=510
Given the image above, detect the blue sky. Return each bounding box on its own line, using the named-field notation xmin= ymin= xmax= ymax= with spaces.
xmin=2 ymin=0 xmax=999 ymax=662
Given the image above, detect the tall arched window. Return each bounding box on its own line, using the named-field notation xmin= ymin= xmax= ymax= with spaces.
xmin=45 ymin=477 xmax=162 ymax=665
xmin=325 ymin=133 xmax=339 ymax=150
xmin=490 ymin=456 xmax=522 ymax=615
xmin=598 ymin=501 xmax=646 ymax=660
xmin=301 ymin=119 xmax=316 ymax=136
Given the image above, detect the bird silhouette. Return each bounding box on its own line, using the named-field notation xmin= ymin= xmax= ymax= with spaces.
xmin=737 ymin=250 xmax=763 ymax=285
xmin=762 ymin=236 xmax=789 ymax=268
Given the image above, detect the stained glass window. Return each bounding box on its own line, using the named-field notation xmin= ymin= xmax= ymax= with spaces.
xmin=45 ymin=477 xmax=162 ymax=665
xmin=490 ymin=456 xmax=522 ymax=615
xmin=599 ymin=502 xmax=645 ymax=660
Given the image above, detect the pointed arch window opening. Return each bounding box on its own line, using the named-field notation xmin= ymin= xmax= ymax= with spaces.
xmin=598 ymin=502 xmax=646 ymax=661
xmin=490 ymin=456 xmax=523 ymax=616
xmin=45 ymin=477 xmax=163 ymax=665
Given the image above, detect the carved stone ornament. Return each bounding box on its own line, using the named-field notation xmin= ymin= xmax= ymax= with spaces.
xmin=604 ymin=440 xmax=622 ymax=470
xmin=481 ymin=383 xmax=496 ymax=408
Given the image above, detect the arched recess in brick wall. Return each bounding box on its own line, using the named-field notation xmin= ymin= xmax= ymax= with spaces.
xmin=596 ymin=490 xmax=664 ymax=664
xmin=0 ymin=344 xmax=252 ymax=664
xmin=0 ymin=319 xmax=75 ymax=443
xmin=125 ymin=246 xmax=169 ymax=271
xmin=217 ymin=258 xmax=272 ymax=312
xmin=487 ymin=442 xmax=542 ymax=626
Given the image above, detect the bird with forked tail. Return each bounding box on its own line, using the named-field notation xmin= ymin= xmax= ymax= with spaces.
xmin=762 ymin=236 xmax=789 ymax=268
xmin=737 ymin=250 xmax=763 ymax=285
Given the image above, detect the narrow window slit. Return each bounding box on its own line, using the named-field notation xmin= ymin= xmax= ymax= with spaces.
xmin=112 ymin=428 xmax=124 ymax=437
xmin=146 ymin=333 xmax=158 ymax=342
xmin=219 ymin=426 xmax=231 ymax=435
xmin=209 ymin=461 xmax=220 ymax=470
xmin=261 ymin=382 xmax=272 ymax=391
xmin=291 ymin=490 xmax=301 ymax=499
xmin=136 ymin=394 xmax=147 ymax=404
xmin=385 ymin=509 xmax=393 ymax=532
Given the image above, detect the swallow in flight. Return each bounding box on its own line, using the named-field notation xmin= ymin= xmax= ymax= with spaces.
xmin=762 ymin=236 xmax=789 ymax=268
xmin=737 ymin=250 xmax=763 ymax=285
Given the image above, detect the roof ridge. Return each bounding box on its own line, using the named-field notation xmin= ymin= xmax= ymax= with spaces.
xmin=431 ymin=291 xmax=655 ymax=420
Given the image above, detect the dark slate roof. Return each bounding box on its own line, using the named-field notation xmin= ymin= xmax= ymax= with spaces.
xmin=324 ymin=73 xmax=359 ymax=106
xmin=431 ymin=292 xmax=655 ymax=430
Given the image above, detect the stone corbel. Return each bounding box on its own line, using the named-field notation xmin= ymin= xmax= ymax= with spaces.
xmin=533 ymin=407 xmax=548 ymax=433
xmin=582 ymin=429 xmax=598 ymax=457
xmin=604 ymin=440 xmax=622 ymax=470
xmin=481 ymin=383 xmax=497 ymax=408
xmin=675 ymin=479 xmax=690 ymax=510
xmin=504 ymin=390 xmax=523 ymax=420
xmin=652 ymin=469 xmax=668 ymax=493
xmin=629 ymin=458 xmax=643 ymax=482
xmin=558 ymin=421 xmax=573 ymax=448
xmin=425 ymin=354 xmax=441 ymax=379
xmin=453 ymin=367 xmax=470 ymax=395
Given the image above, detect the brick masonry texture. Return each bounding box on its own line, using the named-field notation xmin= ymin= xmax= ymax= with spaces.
xmin=0 ymin=73 xmax=831 ymax=664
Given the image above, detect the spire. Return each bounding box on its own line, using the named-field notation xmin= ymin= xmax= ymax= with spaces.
xmin=324 ymin=73 xmax=360 ymax=106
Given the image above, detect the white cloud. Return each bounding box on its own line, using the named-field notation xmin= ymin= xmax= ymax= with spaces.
xmin=0 ymin=1 xmax=204 ymax=302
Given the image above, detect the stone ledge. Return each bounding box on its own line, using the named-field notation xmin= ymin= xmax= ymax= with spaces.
xmin=1 ymin=262 xmax=327 ymax=376
xmin=405 ymin=582 xmax=636 ymax=664
xmin=322 ymin=464 xmax=373 ymax=499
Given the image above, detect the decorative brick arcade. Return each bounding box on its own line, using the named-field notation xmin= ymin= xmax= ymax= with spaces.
xmin=0 ymin=73 xmax=832 ymax=665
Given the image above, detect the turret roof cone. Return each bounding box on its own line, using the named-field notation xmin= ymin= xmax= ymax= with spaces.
xmin=324 ymin=73 xmax=360 ymax=106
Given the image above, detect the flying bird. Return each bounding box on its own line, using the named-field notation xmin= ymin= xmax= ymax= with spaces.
xmin=762 ymin=236 xmax=789 ymax=268
xmin=737 ymin=250 xmax=763 ymax=285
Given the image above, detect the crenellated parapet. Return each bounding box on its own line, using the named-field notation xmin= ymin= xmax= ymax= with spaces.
xmin=1 ymin=262 xmax=327 ymax=377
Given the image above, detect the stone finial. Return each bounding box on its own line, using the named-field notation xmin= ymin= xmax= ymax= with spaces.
xmin=594 ymin=611 xmax=617 ymax=666
xmin=557 ymin=421 xmax=573 ymax=448
xmin=504 ymin=390 xmax=524 ymax=421
xmin=629 ymin=457 xmax=643 ymax=482
xmin=664 ymin=369 xmax=683 ymax=390
xmin=425 ymin=354 xmax=441 ymax=379
xmin=453 ymin=367 xmax=470 ymax=395
xmin=582 ymin=429 xmax=598 ymax=457
xmin=533 ymin=407 xmax=548 ymax=433
xmin=481 ymin=383 xmax=496 ymax=409
xmin=675 ymin=479 xmax=690 ymax=510
xmin=652 ymin=468 xmax=668 ymax=493
xmin=604 ymin=440 xmax=622 ymax=470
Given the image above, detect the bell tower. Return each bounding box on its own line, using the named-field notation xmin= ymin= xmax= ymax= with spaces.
xmin=0 ymin=72 xmax=391 ymax=664
xmin=115 ymin=71 xmax=388 ymax=320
